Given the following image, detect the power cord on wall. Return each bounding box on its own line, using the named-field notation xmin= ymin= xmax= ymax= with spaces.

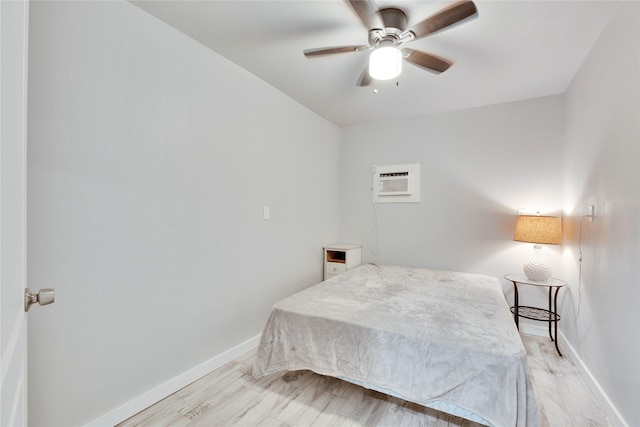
xmin=574 ymin=214 xmax=590 ymax=320
xmin=370 ymin=201 xmax=380 ymax=256
xmin=370 ymin=166 xmax=380 ymax=256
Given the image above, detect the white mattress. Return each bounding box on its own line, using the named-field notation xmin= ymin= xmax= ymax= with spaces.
xmin=253 ymin=264 xmax=540 ymax=427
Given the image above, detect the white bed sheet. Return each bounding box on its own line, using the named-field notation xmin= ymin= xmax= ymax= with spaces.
xmin=253 ymin=264 xmax=540 ymax=427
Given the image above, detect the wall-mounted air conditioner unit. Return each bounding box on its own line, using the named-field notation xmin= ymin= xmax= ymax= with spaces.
xmin=373 ymin=163 xmax=420 ymax=203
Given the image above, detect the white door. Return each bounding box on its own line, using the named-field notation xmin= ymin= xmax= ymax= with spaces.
xmin=1 ymin=1 xmax=30 ymax=425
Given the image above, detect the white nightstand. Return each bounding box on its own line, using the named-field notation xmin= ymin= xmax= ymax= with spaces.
xmin=323 ymin=244 xmax=362 ymax=280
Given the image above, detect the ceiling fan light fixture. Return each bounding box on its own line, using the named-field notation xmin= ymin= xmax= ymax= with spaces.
xmin=369 ymin=46 xmax=402 ymax=80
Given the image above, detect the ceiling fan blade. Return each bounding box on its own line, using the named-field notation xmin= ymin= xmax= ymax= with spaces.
xmin=403 ymin=48 xmax=452 ymax=74
xmin=408 ymin=0 xmax=478 ymax=39
xmin=356 ymin=66 xmax=373 ymax=86
xmin=303 ymin=45 xmax=367 ymax=57
xmin=346 ymin=0 xmax=384 ymax=30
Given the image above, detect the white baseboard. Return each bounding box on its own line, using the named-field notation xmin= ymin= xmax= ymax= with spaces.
xmin=557 ymin=331 xmax=628 ymax=427
xmin=84 ymin=334 xmax=261 ymax=427
xmin=517 ymin=321 xmax=548 ymax=337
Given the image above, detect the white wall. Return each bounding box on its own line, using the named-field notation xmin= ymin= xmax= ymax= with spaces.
xmin=340 ymin=96 xmax=565 ymax=303
xmin=561 ymin=3 xmax=639 ymax=426
xmin=26 ymin=1 xmax=340 ymax=425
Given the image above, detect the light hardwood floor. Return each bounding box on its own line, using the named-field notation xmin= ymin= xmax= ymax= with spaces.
xmin=118 ymin=334 xmax=611 ymax=427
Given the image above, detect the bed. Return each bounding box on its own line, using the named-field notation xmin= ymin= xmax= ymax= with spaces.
xmin=252 ymin=264 xmax=540 ymax=427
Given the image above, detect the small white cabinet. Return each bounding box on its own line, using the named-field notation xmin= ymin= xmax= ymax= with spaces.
xmin=323 ymin=244 xmax=362 ymax=280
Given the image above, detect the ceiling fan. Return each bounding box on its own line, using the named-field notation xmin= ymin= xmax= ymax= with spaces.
xmin=303 ymin=0 xmax=478 ymax=86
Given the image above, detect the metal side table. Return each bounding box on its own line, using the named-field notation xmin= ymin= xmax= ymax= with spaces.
xmin=505 ymin=274 xmax=566 ymax=357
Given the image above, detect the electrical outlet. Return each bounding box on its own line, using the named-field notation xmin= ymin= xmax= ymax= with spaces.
xmin=263 ymin=206 xmax=270 ymax=220
xmin=588 ymin=205 xmax=594 ymax=222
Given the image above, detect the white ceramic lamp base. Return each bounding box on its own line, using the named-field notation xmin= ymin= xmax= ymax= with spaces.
xmin=523 ymin=244 xmax=552 ymax=282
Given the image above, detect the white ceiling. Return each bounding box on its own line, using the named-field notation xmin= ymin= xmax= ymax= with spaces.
xmin=131 ymin=0 xmax=621 ymax=127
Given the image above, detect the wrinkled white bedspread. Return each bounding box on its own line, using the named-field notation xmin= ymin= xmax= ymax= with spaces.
xmin=253 ymin=264 xmax=540 ymax=427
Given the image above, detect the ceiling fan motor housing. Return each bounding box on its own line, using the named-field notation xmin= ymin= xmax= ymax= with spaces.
xmin=378 ymin=8 xmax=408 ymax=33
xmin=369 ymin=8 xmax=414 ymax=48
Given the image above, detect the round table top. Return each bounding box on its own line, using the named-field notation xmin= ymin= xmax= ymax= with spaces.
xmin=504 ymin=273 xmax=566 ymax=287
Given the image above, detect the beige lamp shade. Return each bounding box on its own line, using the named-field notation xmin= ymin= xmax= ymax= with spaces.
xmin=514 ymin=215 xmax=562 ymax=245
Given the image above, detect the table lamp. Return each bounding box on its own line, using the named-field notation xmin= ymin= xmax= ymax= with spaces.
xmin=514 ymin=214 xmax=562 ymax=282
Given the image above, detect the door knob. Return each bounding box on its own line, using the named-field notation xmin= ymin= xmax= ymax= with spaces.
xmin=25 ymin=288 xmax=55 ymax=312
